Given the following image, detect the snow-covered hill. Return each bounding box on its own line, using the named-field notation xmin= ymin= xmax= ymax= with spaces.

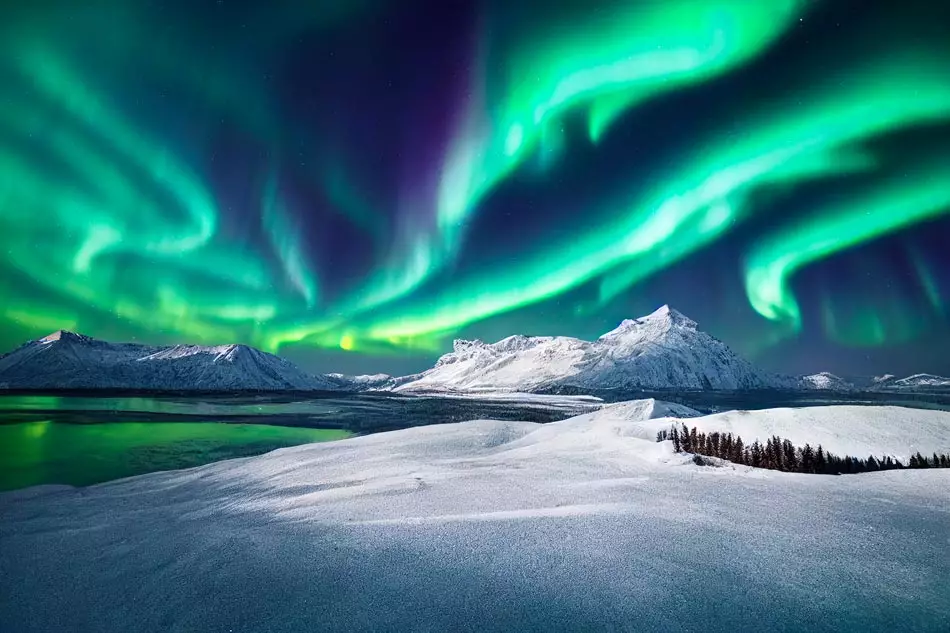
xmin=0 ymin=330 xmax=338 ymax=391
xmin=2 ymin=402 xmax=948 ymax=631
xmin=631 ymin=404 xmax=950 ymax=461
xmin=394 ymin=305 xmax=797 ymax=393
xmin=872 ymin=373 xmax=950 ymax=390
xmin=798 ymin=372 xmax=854 ymax=391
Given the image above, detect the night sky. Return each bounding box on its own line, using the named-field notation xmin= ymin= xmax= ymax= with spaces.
xmin=2 ymin=0 xmax=950 ymax=378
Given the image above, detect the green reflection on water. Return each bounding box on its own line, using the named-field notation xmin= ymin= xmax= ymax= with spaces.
xmin=0 ymin=395 xmax=327 ymax=415
xmin=0 ymin=421 xmax=350 ymax=491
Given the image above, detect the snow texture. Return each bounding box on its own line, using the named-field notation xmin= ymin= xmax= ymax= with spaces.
xmin=0 ymin=330 xmax=338 ymax=391
xmin=1 ymin=401 xmax=949 ymax=632
xmin=395 ymin=305 xmax=799 ymax=392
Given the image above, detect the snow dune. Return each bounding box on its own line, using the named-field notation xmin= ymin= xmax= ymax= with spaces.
xmin=1 ymin=401 xmax=949 ymax=632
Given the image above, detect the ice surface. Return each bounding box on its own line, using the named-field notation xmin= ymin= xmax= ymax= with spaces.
xmin=1 ymin=401 xmax=949 ymax=631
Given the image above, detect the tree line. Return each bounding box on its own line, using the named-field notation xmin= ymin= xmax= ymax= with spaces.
xmin=656 ymin=424 xmax=950 ymax=475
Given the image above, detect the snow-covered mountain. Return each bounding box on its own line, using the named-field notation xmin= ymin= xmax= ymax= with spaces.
xmin=394 ymin=305 xmax=798 ymax=393
xmin=798 ymin=372 xmax=854 ymax=391
xmin=0 ymin=330 xmax=338 ymax=391
xmin=872 ymin=373 xmax=950 ymax=390
xmin=325 ymin=373 xmax=394 ymax=390
xmin=871 ymin=374 xmax=897 ymax=386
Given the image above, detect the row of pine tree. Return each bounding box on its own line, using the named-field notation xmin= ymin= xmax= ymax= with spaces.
xmin=656 ymin=424 xmax=950 ymax=474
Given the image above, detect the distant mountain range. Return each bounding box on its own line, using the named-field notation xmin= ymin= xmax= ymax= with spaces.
xmin=867 ymin=373 xmax=950 ymax=390
xmin=0 ymin=330 xmax=341 ymax=391
xmin=0 ymin=307 xmax=946 ymax=393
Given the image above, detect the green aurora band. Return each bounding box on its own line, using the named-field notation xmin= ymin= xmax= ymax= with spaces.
xmin=1 ymin=1 xmax=949 ymax=360
xmin=745 ymin=161 xmax=950 ymax=331
xmin=335 ymin=48 xmax=950 ymax=348
xmin=414 ymin=0 xmax=808 ymax=301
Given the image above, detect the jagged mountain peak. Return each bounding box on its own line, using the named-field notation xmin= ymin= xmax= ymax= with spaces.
xmin=398 ymin=306 xmax=793 ymax=392
xmin=39 ymin=330 xmax=94 ymax=344
xmin=599 ymin=305 xmax=697 ymax=341
xmin=452 ymin=338 xmax=485 ymax=354
xmin=643 ymin=304 xmax=694 ymax=325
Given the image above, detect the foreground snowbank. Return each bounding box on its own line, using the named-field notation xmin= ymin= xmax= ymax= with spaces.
xmin=2 ymin=402 xmax=949 ymax=632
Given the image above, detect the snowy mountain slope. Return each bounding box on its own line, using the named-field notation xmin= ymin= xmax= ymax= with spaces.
xmin=0 ymin=330 xmax=338 ymax=391
xmin=873 ymin=373 xmax=950 ymax=390
xmin=324 ymin=372 xmax=394 ymax=390
xmin=798 ymin=372 xmax=854 ymax=391
xmin=871 ymin=374 xmax=897 ymax=386
xmin=2 ymin=402 xmax=948 ymax=631
xmin=395 ymin=305 xmax=797 ymax=392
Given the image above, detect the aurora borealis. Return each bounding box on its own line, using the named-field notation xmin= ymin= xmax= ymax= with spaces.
xmin=2 ymin=0 xmax=949 ymax=377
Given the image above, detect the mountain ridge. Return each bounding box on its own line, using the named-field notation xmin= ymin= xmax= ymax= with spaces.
xmin=0 ymin=331 xmax=339 ymax=391
xmin=1 ymin=308 xmax=945 ymax=393
xmin=394 ymin=305 xmax=799 ymax=393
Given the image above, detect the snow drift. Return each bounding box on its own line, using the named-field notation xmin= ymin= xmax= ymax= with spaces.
xmin=1 ymin=401 xmax=948 ymax=631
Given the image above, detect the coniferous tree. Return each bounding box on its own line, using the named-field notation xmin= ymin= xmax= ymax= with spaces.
xmin=775 ymin=436 xmax=787 ymax=471
xmin=662 ymin=423 xmax=947 ymax=475
xmin=783 ymin=439 xmax=797 ymax=471
xmin=816 ymin=445 xmax=827 ymax=474
xmin=750 ymin=441 xmax=763 ymax=468
xmin=801 ymin=444 xmax=815 ymax=473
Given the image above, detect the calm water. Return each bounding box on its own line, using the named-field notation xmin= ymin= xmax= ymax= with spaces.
xmin=3 ymin=389 xmax=948 ymax=492
xmin=0 ymin=393 xmax=595 ymax=491
xmin=0 ymin=421 xmax=350 ymax=491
